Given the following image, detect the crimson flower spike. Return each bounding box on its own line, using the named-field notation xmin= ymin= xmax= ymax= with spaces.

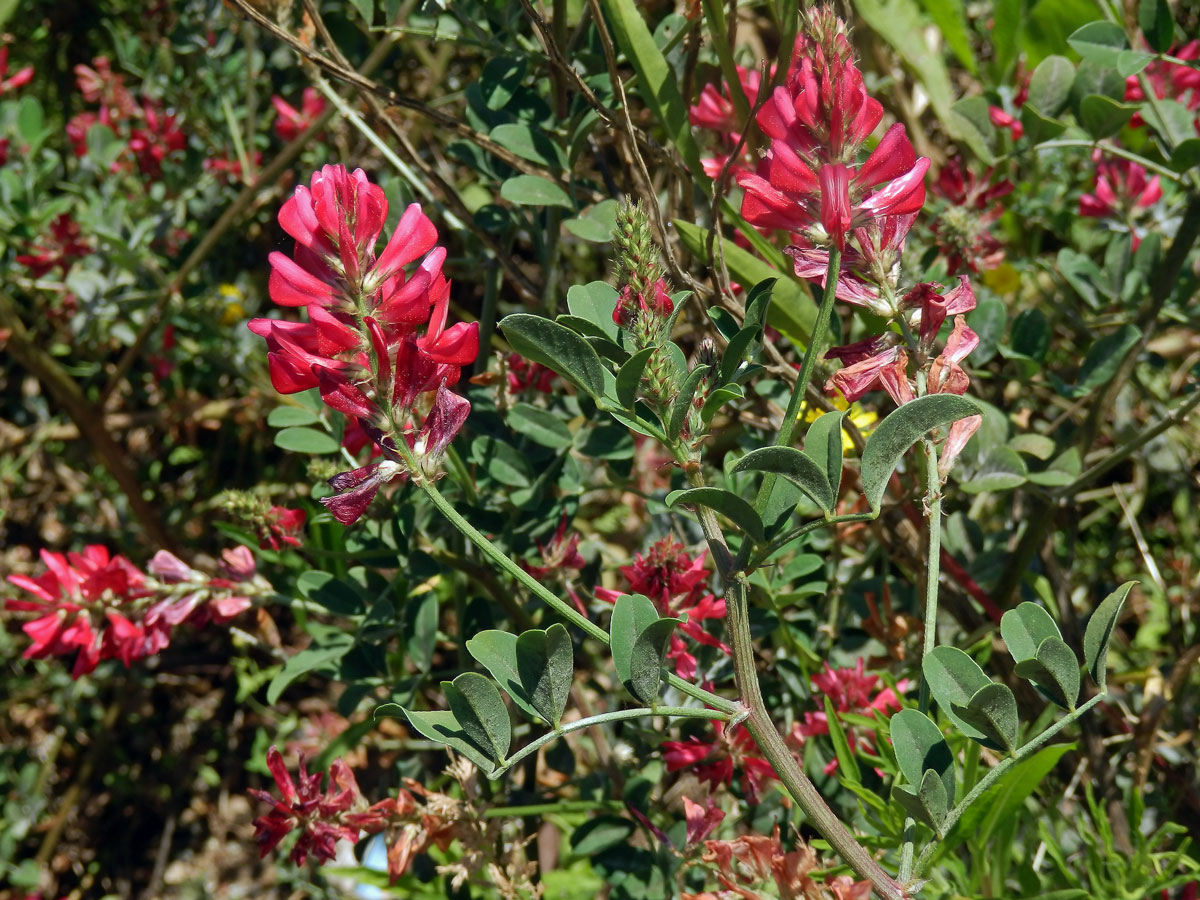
xmin=248 ymin=165 xmax=479 ymax=525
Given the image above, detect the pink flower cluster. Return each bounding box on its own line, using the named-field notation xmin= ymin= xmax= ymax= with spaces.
xmin=689 ymin=63 xmax=770 ymax=178
xmin=1079 ymin=150 xmax=1162 ymax=248
xmin=1125 ymin=39 xmax=1200 ymax=128
xmin=736 ymin=13 xmax=928 ymax=254
xmin=788 ymin=658 xmax=906 ymax=775
xmin=66 ymin=57 xmax=185 ymax=180
xmin=664 ymin=723 xmax=777 ymax=803
xmin=248 ymin=165 xmax=478 ymax=525
xmin=929 ymin=158 xmax=1014 ymax=274
xmin=15 ymin=213 xmax=92 ymax=278
xmin=4 ymin=545 xmax=262 ymax=678
xmin=596 ymin=535 xmax=728 ymax=680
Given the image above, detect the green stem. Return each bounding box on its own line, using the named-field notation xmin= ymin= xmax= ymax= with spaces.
xmin=1029 ymin=140 xmax=1187 ymax=184
xmin=910 ymin=691 xmax=1108 ymax=881
xmin=917 ymin=439 xmax=942 ymax=714
xmin=483 ymin=800 xmax=624 ymax=818
xmin=493 ymin=705 xmax=731 ymax=776
xmin=747 ymin=512 xmax=875 ymax=569
xmin=899 ymin=439 xmax=943 ymax=884
xmin=405 ymin=457 xmax=737 ymax=714
xmin=751 ymin=247 xmax=843 ymax=527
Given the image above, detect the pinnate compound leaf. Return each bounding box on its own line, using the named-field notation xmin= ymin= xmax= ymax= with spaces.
xmin=1084 ymin=581 xmax=1135 ymax=690
xmin=1001 ymin=602 xmax=1063 ymax=662
xmin=615 ymin=347 xmax=657 ymax=409
xmin=732 ymin=446 xmax=834 ymax=512
xmin=1014 ymin=637 xmax=1081 ymax=709
xmin=516 ymin=624 xmax=574 ymax=728
xmin=443 ymin=672 xmax=511 ymax=762
xmin=465 ymin=630 xmax=543 ymax=721
xmin=890 ymin=709 xmax=955 ymax=804
xmin=953 ymin=682 xmax=1020 ymax=753
xmin=923 ymin=646 xmax=996 ymax=748
xmin=610 ymin=593 xmax=677 ymax=704
xmin=501 ymin=314 xmax=607 ymax=399
xmin=400 ymin=707 xmax=496 ymax=773
xmin=860 ymin=395 xmax=980 ymax=512
xmin=665 ymin=487 xmax=765 ymax=543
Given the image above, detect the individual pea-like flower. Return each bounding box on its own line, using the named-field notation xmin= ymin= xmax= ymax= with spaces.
xmin=272 ymin=86 xmax=326 ymax=141
xmin=0 ymin=46 xmax=33 ymax=96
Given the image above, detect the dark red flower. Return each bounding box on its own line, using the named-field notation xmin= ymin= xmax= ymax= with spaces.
xmin=249 ymin=746 xmax=362 ymax=865
xmin=664 ymin=724 xmax=777 ymax=803
xmin=16 ymin=215 xmax=92 ymax=278
xmin=272 ymin=87 xmax=327 ymax=141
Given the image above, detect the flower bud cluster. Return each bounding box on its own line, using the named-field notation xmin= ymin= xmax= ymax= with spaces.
xmin=611 ymin=201 xmax=682 ymax=410
xmin=3 ymin=545 xmax=266 ymax=678
xmin=248 ymin=165 xmax=479 ymax=524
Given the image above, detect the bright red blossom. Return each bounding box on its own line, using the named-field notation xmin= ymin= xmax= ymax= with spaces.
xmin=15 ymin=214 xmax=92 ymax=278
xmin=4 ymin=545 xmax=260 ymax=678
xmin=664 ymin=724 xmax=777 ymax=803
xmin=0 ymin=46 xmax=33 ymax=95
xmin=272 ymin=87 xmax=327 ymax=141
xmin=248 ymin=165 xmax=479 ymax=525
xmin=789 ymin=659 xmax=906 ymax=775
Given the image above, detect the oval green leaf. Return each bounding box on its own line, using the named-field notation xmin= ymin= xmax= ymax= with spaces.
xmin=465 ymin=630 xmax=543 ymax=721
xmin=1001 ymin=602 xmax=1063 ymax=663
xmin=444 ymin=672 xmax=512 ymax=762
xmin=954 ymin=682 xmax=1020 ymax=753
xmin=500 ymin=174 xmax=573 ymax=208
xmin=1084 ymin=581 xmax=1135 ymax=690
xmin=615 ymin=346 xmax=657 ymax=409
xmin=923 ymin=645 xmax=994 ymax=746
xmin=860 ymin=394 xmax=980 ymax=513
xmin=501 ymin=313 xmax=607 ymax=399
xmin=401 ymin=707 xmax=497 ymax=773
xmin=1014 ymin=636 xmax=1080 ymax=709
xmin=516 ymin=624 xmax=574 ymax=727
xmin=665 ymin=487 xmax=766 ymax=544
xmin=731 ymin=446 xmax=834 ymax=512
xmin=667 ymin=364 xmax=710 ymax=440
xmin=274 ymin=426 xmax=340 ymax=455
xmin=890 ymin=708 xmax=955 ymax=805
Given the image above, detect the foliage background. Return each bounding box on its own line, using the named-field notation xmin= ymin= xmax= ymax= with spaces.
xmin=0 ymin=0 xmax=1198 ymax=897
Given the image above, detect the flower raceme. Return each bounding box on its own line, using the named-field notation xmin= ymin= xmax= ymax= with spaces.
xmin=248 ymin=165 xmax=479 ymax=525
xmin=736 ymin=19 xmax=928 ymax=252
xmin=3 ymin=545 xmax=263 ymax=678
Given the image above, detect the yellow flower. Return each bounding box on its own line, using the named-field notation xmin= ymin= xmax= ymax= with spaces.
xmin=802 ymin=397 xmax=877 ymax=452
xmin=218 ymin=284 xmax=246 ymax=326
xmin=981 ymin=262 xmax=1019 ymax=295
